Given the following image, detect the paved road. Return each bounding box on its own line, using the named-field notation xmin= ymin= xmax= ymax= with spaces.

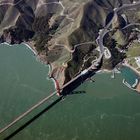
xmin=1 ymin=1 xmax=140 ymax=136
xmin=122 ymin=23 xmax=140 ymax=30
xmin=0 ymin=0 xmax=23 ymax=6
xmin=97 ymin=1 xmax=140 ymax=54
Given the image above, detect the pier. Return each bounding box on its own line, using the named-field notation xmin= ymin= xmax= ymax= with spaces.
xmin=111 ymin=70 xmax=115 ymax=79
xmin=122 ymin=79 xmax=137 ymax=91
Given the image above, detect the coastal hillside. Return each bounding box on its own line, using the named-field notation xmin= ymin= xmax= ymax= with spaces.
xmin=0 ymin=0 xmax=140 ymax=87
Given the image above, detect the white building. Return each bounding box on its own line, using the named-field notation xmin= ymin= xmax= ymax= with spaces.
xmin=104 ymin=47 xmax=111 ymax=59
xmin=135 ymin=57 xmax=140 ymax=68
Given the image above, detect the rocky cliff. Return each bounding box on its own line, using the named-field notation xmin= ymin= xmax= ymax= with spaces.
xmin=0 ymin=0 xmax=139 ymax=87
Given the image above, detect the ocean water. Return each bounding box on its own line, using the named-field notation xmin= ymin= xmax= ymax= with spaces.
xmin=0 ymin=44 xmax=140 ymax=140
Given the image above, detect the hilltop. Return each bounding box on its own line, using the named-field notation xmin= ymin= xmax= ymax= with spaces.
xmin=0 ymin=0 xmax=140 ymax=88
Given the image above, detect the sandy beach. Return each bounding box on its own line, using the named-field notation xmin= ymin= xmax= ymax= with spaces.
xmin=122 ymin=62 xmax=140 ymax=76
xmin=1 ymin=42 xmax=12 ymax=46
xmin=22 ymin=42 xmax=38 ymax=56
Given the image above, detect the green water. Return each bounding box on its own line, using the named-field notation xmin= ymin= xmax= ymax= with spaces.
xmin=0 ymin=44 xmax=140 ymax=140
xmin=121 ymin=66 xmax=139 ymax=86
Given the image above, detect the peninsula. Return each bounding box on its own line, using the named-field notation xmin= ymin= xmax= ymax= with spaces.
xmin=1 ymin=0 xmax=140 ymax=93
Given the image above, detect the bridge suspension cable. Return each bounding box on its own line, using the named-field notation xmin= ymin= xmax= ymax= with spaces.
xmin=0 ymin=91 xmax=57 ymax=134
xmin=0 ymin=71 xmax=85 ymax=135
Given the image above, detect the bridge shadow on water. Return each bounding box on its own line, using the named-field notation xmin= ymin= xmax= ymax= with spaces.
xmin=4 ymin=96 xmax=63 ymax=140
xmin=4 ymin=91 xmax=85 ymax=140
xmin=68 ymin=90 xmax=86 ymax=96
xmin=3 ymin=59 xmax=101 ymax=139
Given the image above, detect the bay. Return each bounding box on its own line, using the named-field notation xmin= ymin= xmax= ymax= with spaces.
xmin=0 ymin=44 xmax=140 ymax=140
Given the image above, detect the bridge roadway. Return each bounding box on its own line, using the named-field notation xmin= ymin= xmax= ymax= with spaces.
xmin=0 ymin=54 xmax=103 ymax=135
xmin=1 ymin=0 xmax=140 ymax=136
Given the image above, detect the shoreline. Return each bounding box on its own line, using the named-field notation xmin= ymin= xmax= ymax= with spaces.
xmin=2 ymin=41 xmax=140 ymax=94
xmin=99 ymin=63 xmax=140 ymax=93
xmin=96 ymin=69 xmax=112 ymax=74
xmin=22 ymin=42 xmax=38 ymax=56
xmin=23 ymin=42 xmax=61 ymax=95
xmin=122 ymin=62 xmax=140 ymax=77
xmin=1 ymin=41 xmax=58 ymax=95
xmin=122 ymin=61 xmax=140 ymax=93
xmin=1 ymin=42 xmax=12 ymax=46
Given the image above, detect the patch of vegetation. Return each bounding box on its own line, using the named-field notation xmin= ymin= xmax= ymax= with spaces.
xmin=66 ymin=44 xmax=97 ymax=80
xmin=128 ymin=58 xmax=138 ymax=68
xmin=103 ymin=34 xmax=126 ymax=69
xmin=127 ymin=42 xmax=140 ymax=58
xmin=68 ymin=28 xmax=93 ymax=47
xmin=32 ymin=14 xmax=65 ymax=52
xmin=33 ymin=33 xmax=50 ymax=52
xmin=47 ymin=46 xmax=71 ymax=66
xmin=137 ymin=68 xmax=140 ymax=72
xmin=112 ymin=29 xmax=127 ymax=46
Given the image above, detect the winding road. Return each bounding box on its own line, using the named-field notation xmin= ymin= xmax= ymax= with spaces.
xmin=1 ymin=0 xmax=140 ymax=137
xmin=97 ymin=0 xmax=140 ymax=55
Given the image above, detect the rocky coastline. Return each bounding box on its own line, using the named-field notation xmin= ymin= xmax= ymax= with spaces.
xmin=1 ymin=0 xmax=140 ymax=93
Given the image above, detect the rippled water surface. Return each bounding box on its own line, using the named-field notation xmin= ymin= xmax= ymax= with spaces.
xmin=0 ymin=44 xmax=140 ymax=140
